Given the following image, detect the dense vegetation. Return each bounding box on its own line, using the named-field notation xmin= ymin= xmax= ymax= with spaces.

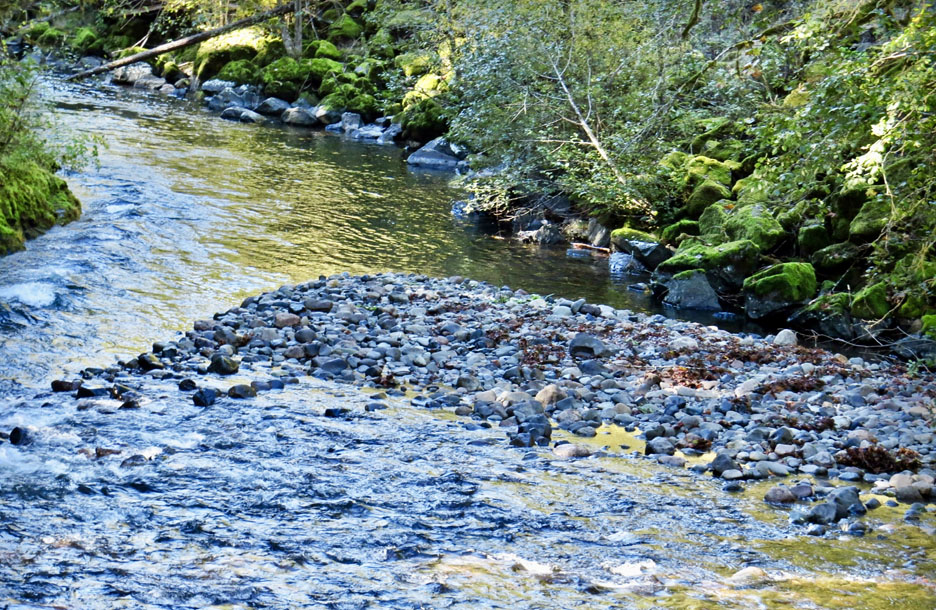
xmin=4 ymin=0 xmax=935 ymax=342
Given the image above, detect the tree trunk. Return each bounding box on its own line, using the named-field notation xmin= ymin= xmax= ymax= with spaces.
xmin=67 ymin=3 xmax=295 ymax=81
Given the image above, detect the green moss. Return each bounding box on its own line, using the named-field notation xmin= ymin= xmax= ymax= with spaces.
xmin=797 ymin=223 xmax=831 ymax=255
xmin=384 ymin=9 xmax=433 ymax=35
xmin=698 ymin=202 xmax=729 ymax=238
xmin=899 ymin=294 xmax=927 ymax=319
xmin=254 ymin=37 xmax=286 ymax=67
xmin=811 ymin=242 xmax=860 ymax=272
xmin=724 ymin=203 xmax=786 ymax=250
xmin=690 ymin=117 xmax=734 ymax=151
xmin=328 ymin=14 xmax=364 ymax=42
xmin=216 ymin=59 xmax=259 ymax=85
xmin=37 ymin=27 xmax=66 ymax=47
xmin=685 ymin=155 xmax=733 ymax=188
xmin=194 ymin=26 xmax=264 ymax=80
xmin=22 ymin=21 xmax=50 ymax=43
xmin=347 ymin=93 xmax=379 ymax=119
xmin=318 ymin=90 xmax=352 ymax=112
xmin=116 ymin=46 xmax=148 ymax=60
xmin=158 ymin=60 xmax=184 ymax=83
xmin=922 ymin=315 xmax=936 ymax=339
xmin=849 ymin=196 xmax=891 ymax=241
xmin=346 ymin=0 xmax=371 ymax=16
xmin=851 ymin=282 xmax=890 ymax=320
xmin=400 ymin=97 xmax=448 ymax=142
xmin=685 ymin=180 xmax=731 ymax=218
xmin=698 ymin=138 xmax=745 ymax=162
xmin=659 ymin=150 xmax=688 ymax=172
xmin=657 ymin=239 xmax=760 ymax=280
xmin=70 ymin=27 xmax=99 ymax=53
xmin=305 ymin=39 xmax=342 ymax=61
xmin=394 ymin=51 xmax=432 ymax=77
xmin=660 ymin=219 xmax=699 ymax=244
xmin=304 ymin=57 xmax=344 ymax=84
xmin=0 ymin=158 xmax=81 ymax=256
xmin=368 ymin=28 xmax=395 ymax=58
xmin=731 ymin=175 xmax=770 ymax=204
xmin=672 ymin=268 xmax=706 ymax=281
xmin=611 ymin=227 xmax=656 ymax=242
xmin=743 ymin=262 xmax=817 ymax=301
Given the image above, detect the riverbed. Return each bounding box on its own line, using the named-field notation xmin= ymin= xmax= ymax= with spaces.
xmin=0 ymin=77 xmax=934 ymax=609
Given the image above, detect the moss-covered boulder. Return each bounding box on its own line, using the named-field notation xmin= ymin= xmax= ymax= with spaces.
xmin=394 ymin=51 xmax=432 ymax=77
xmin=797 ymin=223 xmax=831 ymax=256
xmin=24 ymin=22 xmax=66 ymax=47
xmin=659 ymin=150 xmax=688 ymax=173
xmin=194 ymin=27 xmax=265 ymax=81
xmin=610 ymin=228 xmax=672 ymax=268
xmin=663 ymin=269 xmax=722 ymax=311
xmin=216 ymin=59 xmax=259 ymax=85
xmin=368 ymin=28 xmax=395 ymax=58
xmin=305 ymin=57 xmax=344 ymax=85
xmin=724 ymin=204 xmax=785 ymax=251
xmin=70 ymin=27 xmax=99 ymax=53
xmin=254 ymin=37 xmax=286 ymax=67
xmin=610 ymin=227 xmax=655 ymax=247
xmin=685 ymin=155 xmax=733 ymax=188
xmin=731 ymin=175 xmax=770 ymax=205
xmin=346 ymin=0 xmax=372 ymax=17
xmin=690 ymin=117 xmax=734 ymax=151
xmin=655 ymin=239 xmax=761 ymax=292
xmin=849 ymin=197 xmax=890 ymax=242
xmin=384 ymin=8 xmax=433 ymax=36
xmin=811 ymin=242 xmax=860 ymax=272
xmin=328 ymin=13 xmax=364 ymax=42
xmin=742 ymin=262 xmax=817 ymax=319
xmin=260 ymin=57 xmax=311 ymax=101
xmin=304 ymin=39 xmax=342 ymax=61
xmin=685 ymin=180 xmax=731 ymax=218
xmin=827 ymin=186 xmax=868 ymax=240
xmin=851 ymin=282 xmax=890 ymax=320
xmin=899 ymin=294 xmax=928 ymax=319
xmin=698 ymin=203 xmax=729 ymax=238
xmin=922 ymin=314 xmax=936 ymax=340
xmin=660 ymin=219 xmax=699 ymax=245
xmin=400 ymin=97 xmax=447 ymax=142
xmin=0 ymin=159 xmax=81 ymax=256
xmin=789 ymin=293 xmax=855 ymax=340
xmin=347 ymin=93 xmax=379 ymax=119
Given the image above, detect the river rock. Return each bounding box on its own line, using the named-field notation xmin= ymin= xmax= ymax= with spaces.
xmin=340 ymin=112 xmax=362 ymax=132
xmin=726 ymin=566 xmax=770 ymax=588
xmin=256 ymin=97 xmax=291 ymax=115
xmin=350 ymin=124 xmax=385 ymax=140
xmin=617 ymin=238 xmax=672 ymax=269
xmin=710 ymin=452 xmax=739 ymax=477
xmin=406 ymin=138 xmax=468 ymax=171
xmin=192 ymin=387 xmax=217 ymax=406
xmin=646 ymin=437 xmax=676 ymax=455
xmin=282 ymin=107 xmax=318 ymax=126
xmin=228 ymin=384 xmax=257 ymax=399
xmin=112 ymin=62 xmax=152 ymax=85
xmin=207 ymin=354 xmax=239 ymax=375
xmin=201 ymin=79 xmax=235 ymax=94
xmin=377 ymin=123 xmax=402 ymax=145
xmin=773 ymin=329 xmax=798 ymax=346
xmin=133 ymin=75 xmax=167 ymax=91
xmin=806 ymin=502 xmax=838 ymax=525
xmin=569 ymin=333 xmax=610 ymax=359
xmin=315 ymin=105 xmax=343 ymax=125
xmin=764 ymin=485 xmax=797 ymax=504
xmin=663 ymin=270 xmax=721 ymax=311
xmin=552 ymin=443 xmax=594 ymax=459
xmin=274 ymin=312 xmax=301 ymax=328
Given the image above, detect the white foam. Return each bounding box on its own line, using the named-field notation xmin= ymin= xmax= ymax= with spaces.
xmin=0 ymin=282 xmax=57 ymax=307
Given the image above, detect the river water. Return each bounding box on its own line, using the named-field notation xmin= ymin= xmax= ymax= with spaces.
xmin=0 ymin=78 xmax=933 ymax=608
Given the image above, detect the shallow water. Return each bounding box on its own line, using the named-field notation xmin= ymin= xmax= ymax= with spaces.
xmin=0 ymin=77 xmax=934 ymax=608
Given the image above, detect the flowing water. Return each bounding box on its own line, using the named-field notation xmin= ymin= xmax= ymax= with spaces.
xmin=0 ymin=77 xmax=933 ymax=608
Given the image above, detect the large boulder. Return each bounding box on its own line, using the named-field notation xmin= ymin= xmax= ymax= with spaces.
xmin=200 ymin=78 xmax=236 ymax=94
xmin=685 ymin=181 xmax=731 ymax=218
xmin=789 ymin=293 xmax=855 ymax=340
xmin=811 ymin=242 xmax=860 ymax=273
xmin=112 ymin=62 xmax=153 ymax=85
xmin=281 ymin=107 xmax=318 ymax=126
xmin=406 ymin=137 xmax=468 ymax=171
xmin=724 ymin=204 xmax=785 ymax=251
xmin=851 ymin=282 xmax=889 ymax=320
xmin=255 ymin=97 xmax=291 ymax=115
xmin=610 ymin=228 xmax=672 ymax=268
xmin=742 ymin=262 xmax=817 ymax=319
xmin=654 ymin=239 xmax=761 ymax=293
xmin=849 ymin=197 xmax=890 ymax=242
xmin=663 ymin=269 xmax=721 ymax=311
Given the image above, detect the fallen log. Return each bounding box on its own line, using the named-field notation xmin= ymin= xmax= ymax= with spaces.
xmin=67 ymin=3 xmax=294 ymax=81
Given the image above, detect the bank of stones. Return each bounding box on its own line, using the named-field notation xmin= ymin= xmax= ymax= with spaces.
xmin=53 ymin=273 xmax=936 ymax=525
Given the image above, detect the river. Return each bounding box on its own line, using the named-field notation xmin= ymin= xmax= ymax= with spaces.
xmin=0 ymin=77 xmax=933 ymax=609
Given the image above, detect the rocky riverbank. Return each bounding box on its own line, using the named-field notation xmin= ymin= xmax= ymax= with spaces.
xmin=37 ymin=272 xmax=936 ymax=535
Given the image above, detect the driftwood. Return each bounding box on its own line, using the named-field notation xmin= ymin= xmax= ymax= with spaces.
xmin=67 ymin=3 xmax=294 ymax=81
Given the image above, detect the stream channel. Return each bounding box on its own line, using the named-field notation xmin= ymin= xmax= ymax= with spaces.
xmin=0 ymin=77 xmax=933 ymax=609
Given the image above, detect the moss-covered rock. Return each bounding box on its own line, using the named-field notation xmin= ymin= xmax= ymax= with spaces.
xmin=742 ymin=262 xmax=817 ymax=319
xmin=660 ymin=219 xmax=699 ymax=245
xmin=384 ymin=8 xmax=433 ymax=36
xmin=659 ymin=150 xmax=688 ymax=173
xmin=827 ymin=186 xmax=867 ymax=240
xmin=690 ymin=117 xmax=734 ymax=151
xmin=789 ymin=292 xmax=855 ymax=340
xmin=698 ymin=202 xmax=729 ymax=238
xmin=656 ymin=239 xmax=761 ymax=291
xmin=724 ymin=204 xmax=786 ymax=251
xmin=685 ymin=155 xmax=733 ymax=188
xmin=400 ymin=97 xmax=447 ymax=142
xmin=346 ymin=0 xmax=372 ymax=17
xmin=851 ymin=282 xmax=890 ymax=320
xmin=899 ymin=294 xmax=927 ymax=319
xmin=328 ymin=13 xmax=364 ymax=42
xmin=254 ymin=37 xmax=286 ymax=67
xmin=305 ymin=57 xmax=344 ymax=85
xmin=0 ymin=159 xmax=81 ymax=256
xmin=347 ymin=93 xmax=379 ymax=119
xmin=922 ymin=314 xmax=936 ymax=339
xmin=731 ymin=175 xmax=770 ymax=205
xmin=611 ymin=227 xmax=656 ymax=245
xmin=194 ymin=27 xmax=265 ymax=81
xmin=216 ymin=59 xmax=259 ymax=85
xmin=685 ymin=180 xmax=731 ymax=218
xmin=368 ymin=28 xmax=395 ymax=58
xmin=698 ymin=138 xmax=746 ymax=162
xmin=811 ymin=242 xmax=860 ymax=272
xmin=305 ymin=39 xmax=342 ymax=61
xmin=70 ymin=27 xmax=99 ymax=53
xmin=36 ymin=26 xmax=66 ymax=47
xmin=797 ymin=223 xmax=831 ymax=255
xmin=394 ymin=51 xmax=432 ymax=77
xmin=849 ymin=196 xmax=891 ymax=241
xmin=157 ymin=59 xmax=184 ymax=83
xmin=260 ymin=56 xmax=312 ymax=100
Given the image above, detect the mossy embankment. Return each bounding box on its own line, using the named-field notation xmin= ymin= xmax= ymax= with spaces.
xmin=0 ymin=157 xmax=80 ymax=255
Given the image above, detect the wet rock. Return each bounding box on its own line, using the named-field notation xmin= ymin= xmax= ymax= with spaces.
xmin=806 ymin=502 xmax=838 ymax=525
xmin=76 ymin=385 xmax=110 ymax=398
xmin=51 ymin=379 xmax=79 ymax=392
xmin=406 ymin=137 xmax=468 ymax=171
xmin=895 ymin=485 xmax=925 ymax=504
xmin=711 ymin=452 xmax=739 ymax=477
xmin=281 ymin=107 xmax=318 ymax=126
xmin=228 ymin=384 xmax=257 ymax=399
xmin=112 ymin=62 xmax=153 ymax=85
xmin=552 ymin=443 xmax=594 ymax=459
xmin=663 ymin=270 xmax=721 ymax=311
xmin=192 ymin=388 xmax=217 ymax=406
xmin=256 ymin=97 xmax=291 ymax=115
xmin=138 ymin=353 xmax=165 ymax=371
xmin=207 ymin=354 xmax=239 ymax=375
xmin=646 ymin=437 xmax=676 ymax=455
xmin=201 ymin=79 xmax=235 ymax=94
xmin=764 ymin=485 xmax=797 ymax=504
xmin=726 ymin=566 xmax=770 ymax=588
xmin=9 ymin=427 xmax=29 ymax=445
